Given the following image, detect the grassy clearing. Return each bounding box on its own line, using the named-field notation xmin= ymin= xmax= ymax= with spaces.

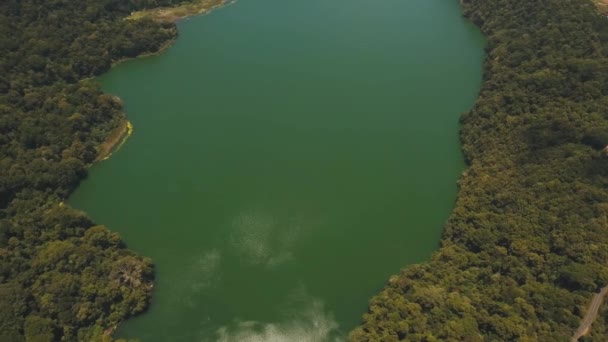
xmin=595 ymin=0 xmax=608 ymax=14
xmin=127 ymin=0 xmax=227 ymax=22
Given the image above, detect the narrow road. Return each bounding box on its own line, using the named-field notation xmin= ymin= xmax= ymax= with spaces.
xmin=572 ymin=286 xmax=608 ymax=341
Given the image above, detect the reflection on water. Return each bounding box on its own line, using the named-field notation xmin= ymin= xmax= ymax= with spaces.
xmin=230 ymin=210 xmax=302 ymax=268
xmin=215 ymin=290 xmax=341 ymax=342
xmin=69 ymin=0 xmax=484 ymax=339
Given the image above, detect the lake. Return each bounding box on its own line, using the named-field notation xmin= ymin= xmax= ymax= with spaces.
xmin=69 ymin=0 xmax=484 ymax=340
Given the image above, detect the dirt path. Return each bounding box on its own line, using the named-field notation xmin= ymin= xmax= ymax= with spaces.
xmin=572 ymin=286 xmax=608 ymax=341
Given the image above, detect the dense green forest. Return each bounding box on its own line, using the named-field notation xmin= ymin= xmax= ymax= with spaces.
xmin=0 ymin=0 xmax=195 ymax=340
xmin=5 ymin=0 xmax=608 ymax=340
xmin=350 ymin=0 xmax=608 ymax=341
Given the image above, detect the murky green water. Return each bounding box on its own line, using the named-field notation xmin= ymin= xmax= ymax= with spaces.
xmin=69 ymin=0 xmax=484 ymax=340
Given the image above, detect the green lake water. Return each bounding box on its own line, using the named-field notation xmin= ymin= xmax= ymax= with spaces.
xmin=69 ymin=0 xmax=484 ymax=340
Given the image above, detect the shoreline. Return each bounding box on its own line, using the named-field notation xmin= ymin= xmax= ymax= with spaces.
xmin=95 ymin=112 xmax=134 ymax=163
xmin=99 ymin=0 xmax=233 ymax=163
xmin=90 ymin=1 xmax=234 ymax=336
xmin=110 ymin=30 xmax=178 ymax=69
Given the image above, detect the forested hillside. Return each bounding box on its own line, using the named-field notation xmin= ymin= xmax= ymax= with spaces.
xmin=0 ymin=0 xmax=193 ymax=340
xmin=350 ymin=0 xmax=608 ymax=341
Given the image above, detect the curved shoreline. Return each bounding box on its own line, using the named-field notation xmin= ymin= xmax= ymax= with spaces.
xmin=86 ymin=2 xmax=234 ymax=338
xmin=97 ymin=0 xmax=233 ymax=165
xmin=350 ymin=0 xmax=608 ymax=340
xmin=95 ymin=115 xmax=134 ymax=163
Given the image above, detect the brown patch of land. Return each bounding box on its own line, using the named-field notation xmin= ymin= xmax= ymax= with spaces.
xmin=95 ymin=114 xmax=133 ymax=162
xmin=127 ymin=0 xmax=228 ymax=23
xmin=595 ymin=0 xmax=608 ymax=14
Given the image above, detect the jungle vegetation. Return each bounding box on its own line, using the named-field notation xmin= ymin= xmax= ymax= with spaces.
xmin=4 ymin=0 xmax=608 ymax=341
xmin=0 ymin=0 xmax=195 ymax=341
xmin=350 ymin=0 xmax=608 ymax=341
